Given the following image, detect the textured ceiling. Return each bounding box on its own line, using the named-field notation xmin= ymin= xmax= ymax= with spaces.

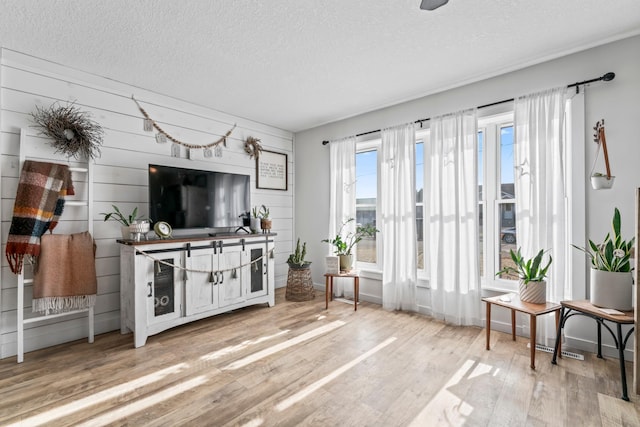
xmin=1 ymin=0 xmax=639 ymax=132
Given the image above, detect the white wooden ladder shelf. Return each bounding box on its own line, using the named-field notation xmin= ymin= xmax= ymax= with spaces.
xmin=16 ymin=128 xmax=95 ymax=363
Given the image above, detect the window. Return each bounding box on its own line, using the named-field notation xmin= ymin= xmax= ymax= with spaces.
xmin=356 ymin=132 xmax=427 ymax=272
xmin=355 ymin=148 xmax=378 ymax=265
xmin=416 ymin=140 xmax=425 ymax=270
xmin=478 ymin=113 xmax=518 ymax=290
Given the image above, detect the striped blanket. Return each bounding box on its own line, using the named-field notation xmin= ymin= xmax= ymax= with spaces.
xmin=5 ymin=161 xmax=75 ymax=274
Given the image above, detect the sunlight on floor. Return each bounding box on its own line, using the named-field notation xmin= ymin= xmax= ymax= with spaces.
xmin=241 ymin=418 xmax=264 ymax=427
xmin=408 ymin=359 xmax=496 ymax=426
xmin=9 ymin=319 xmax=349 ymax=425
xmin=6 ymin=363 xmax=190 ymax=427
xmin=75 ymin=376 xmax=208 ymax=427
xmin=222 ymin=320 xmax=346 ymax=371
xmin=200 ymin=329 xmax=290 ymax=362
xmin=275 ymin=337 xmax=397 ymax=412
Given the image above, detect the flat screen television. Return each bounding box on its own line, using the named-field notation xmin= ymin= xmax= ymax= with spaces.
xmin=149 ymin=164 xmax=250 ymax=234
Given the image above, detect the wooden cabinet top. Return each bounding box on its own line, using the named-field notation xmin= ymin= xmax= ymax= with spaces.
xmin=118 ymin=232 xmax=276 ymax=246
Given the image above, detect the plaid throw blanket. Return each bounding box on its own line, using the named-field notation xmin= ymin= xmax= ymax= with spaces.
xmin=5 ymin=161 xmax=74 ymax=274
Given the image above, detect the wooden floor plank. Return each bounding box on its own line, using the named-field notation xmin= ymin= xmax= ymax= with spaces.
xmin=0 ymin=288 xmax=638 ymax=426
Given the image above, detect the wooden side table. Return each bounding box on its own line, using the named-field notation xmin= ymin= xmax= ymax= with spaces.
xmin=551 ymin=300 xmax=634 ymax=401
xmin=482 ymin=294 xmax=561 ymax=369
xmin=324 ymin=272 xmax=359 ymax=311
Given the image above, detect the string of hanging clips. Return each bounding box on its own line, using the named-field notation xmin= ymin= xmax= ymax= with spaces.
xmin=134 ymin=247 xmax=275 ymax=281
xmin=131 ymin=95 xmax=236 ymax=149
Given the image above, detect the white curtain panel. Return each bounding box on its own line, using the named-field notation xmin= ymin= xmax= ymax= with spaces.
xmin=514 ymin=87 xmax=569 ymax=345
xmin=381 ymin=123 xmax=418 ymax=311
xmin=426 ymin=109 xmax=481 ymax=325
xmin=328 ymin=136 xmax=356 ymax=296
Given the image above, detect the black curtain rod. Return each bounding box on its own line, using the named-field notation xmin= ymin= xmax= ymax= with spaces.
xmin=321 ymin=71 xmax=615 ymax=145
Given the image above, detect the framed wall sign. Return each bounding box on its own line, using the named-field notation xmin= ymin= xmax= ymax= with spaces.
xmin=257 ymin=150 xmax=288 ymax=190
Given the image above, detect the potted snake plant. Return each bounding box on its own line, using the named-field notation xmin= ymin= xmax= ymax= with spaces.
xmin=496 ymin=247 xmax=552 ymax=304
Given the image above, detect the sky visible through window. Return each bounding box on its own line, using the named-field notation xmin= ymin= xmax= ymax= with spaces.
xmin=355 ymin=128 xmax=512 ymax=201
xmin=356 ymin=150 xmax=377 ymax=200
xmin=501 ymin=126 xmax=514 ymax=185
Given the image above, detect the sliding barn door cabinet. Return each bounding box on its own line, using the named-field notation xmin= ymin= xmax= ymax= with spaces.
xmin=119 ymin=234 xmax=275 ymax=348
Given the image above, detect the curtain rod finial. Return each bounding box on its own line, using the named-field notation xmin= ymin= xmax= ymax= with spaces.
xmin=322 ymin=140 xmax=329 ymax=146
xmin=602 ymin=72 xmax=615 ymax=82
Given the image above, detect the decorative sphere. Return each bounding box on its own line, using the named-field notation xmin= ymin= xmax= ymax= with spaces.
xmin=63 ymin=129 xmax=75 ymax=140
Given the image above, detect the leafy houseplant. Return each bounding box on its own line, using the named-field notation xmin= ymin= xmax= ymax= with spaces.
xmin=101 ymin=205 xmax=147 ymax=226
xmin=572 ymin=208 xmax=635 ymax=310
xmin=496 ymin=247 xmax=552 ymax=304
xmin=322 ymin=218 xmax=379 ymax=271
xmin=287 ymin=238 xmax=310 ymax=269
xmin=259 ymin=204 xmax=272 ymax=232
xmin=572 ymin=208 xmax=634 ymax=273
xmin=101 ymin=205 xmax=149 ymax=240
xmin=250 ymin=206 xmax=261 ymax=233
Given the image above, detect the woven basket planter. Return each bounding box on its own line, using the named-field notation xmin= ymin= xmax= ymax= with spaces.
xmin=285 ymin=265 xmax=315 ymax=301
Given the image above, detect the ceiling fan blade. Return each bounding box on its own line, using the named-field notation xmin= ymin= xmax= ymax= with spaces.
xmin=420 ymin=0 xmax=449 ymax=10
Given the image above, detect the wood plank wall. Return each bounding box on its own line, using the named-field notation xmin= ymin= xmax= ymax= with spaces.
xmin=0 ymin=49 xmax=294 ymax=359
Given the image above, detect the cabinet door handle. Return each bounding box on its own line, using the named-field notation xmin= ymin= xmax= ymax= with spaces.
xmin=147 ymin=282 xmax=153 ymax=297
xmin=218 ymin=271 xmax=224 ymax=284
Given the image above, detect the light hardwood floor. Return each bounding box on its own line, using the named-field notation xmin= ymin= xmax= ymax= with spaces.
xmin=1 ymin=288 xmax=638 ymax=426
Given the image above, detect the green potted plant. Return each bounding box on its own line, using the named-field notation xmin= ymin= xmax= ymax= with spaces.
xmin=287 ymin=238 xmax=311 ymax=269
xmin=259 ymin=204 xmax=272 ymax=233
xmin=250 ymin=206 xmax=261 ymax=233
xmin=101 ymin=205 xmax=149 ymax=240
xmin=322 ymin=218 xmax=379 ymax=271
xmin=496 ymin=247 xmax=552 ymax=304
xmin=572 ymin=208 xmax=634 ymax=310
xmin=285 ymin=238 xmax=315 ymax=301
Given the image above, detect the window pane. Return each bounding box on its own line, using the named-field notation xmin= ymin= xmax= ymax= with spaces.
xmin=478 ymin=203 xmax=484 ymax=277
xmin=356 ymin=150 xmax=377 ymax=263
xmin=416 ymin=142 xmax=424 ymax=203
xmin=416 ymin=141 xmax=424 ymax=270
xmin=498 ymin=202 xmax=517 ymax=280
xmin=500 ymin=126 xmax=514 ymax=200
xmin=416 ymin=205 xmax=424 ymax=270
xmin=478 ymin=130 xmax=484 ymax=200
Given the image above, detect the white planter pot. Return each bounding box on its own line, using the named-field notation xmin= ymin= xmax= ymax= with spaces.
xmin=250 ymin=217 xmax=261 ymax=234
xmin=590 ymin=269 xmax=633 ymax=311
xmin=590 ymin=175 xmax=615 ymax=190
xmin=519 ymin=280 xmax=547 ymax=304
xmin=129 ymin=221 xmax=150 ymax=241
xmin=121 ymin=225 xmax=131 ymax=240
xmin=339 ymin=254 xmax=353 ymax=272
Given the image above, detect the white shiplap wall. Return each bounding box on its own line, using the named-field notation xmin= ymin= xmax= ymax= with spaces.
xmin=0 ymin=48 xmax=294 ymax=359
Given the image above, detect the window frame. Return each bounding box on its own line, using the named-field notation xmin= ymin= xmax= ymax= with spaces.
xmin=355 ymin=138 xmax=382 ymax=271
xmin=478 ymin=111 xmax=519 ymax=292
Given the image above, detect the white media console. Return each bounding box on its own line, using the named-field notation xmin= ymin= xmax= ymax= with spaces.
xmin=119 ymin=234 xmax=275 ymax=347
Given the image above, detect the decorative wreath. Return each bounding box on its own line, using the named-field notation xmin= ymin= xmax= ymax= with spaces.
xmin=31 ymin=102 xmax=104 ymax=160
xmin=244 ymin=136 xmax=263 ymax=159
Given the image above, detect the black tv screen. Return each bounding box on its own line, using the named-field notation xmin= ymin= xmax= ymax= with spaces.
xmin=149 ymin=164 xmax=250 ymax=232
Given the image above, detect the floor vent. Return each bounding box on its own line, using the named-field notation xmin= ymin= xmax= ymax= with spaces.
xmin=527 ymin=343 xmax=585 ymax=361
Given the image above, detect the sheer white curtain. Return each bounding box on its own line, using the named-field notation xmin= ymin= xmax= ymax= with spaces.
xmin=514 ymin=87 xmax=569 ymax=345
xmin=328 ymin=136 xmax=356 ymax=296
xmin=426 ymin=109 xmax=481 ymax=325
xmin=381 ymin=123 xmax=418 ymax=311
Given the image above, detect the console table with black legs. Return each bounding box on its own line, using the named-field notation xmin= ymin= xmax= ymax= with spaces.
xmin=551 ymin=300 xmax=634 ymax=401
